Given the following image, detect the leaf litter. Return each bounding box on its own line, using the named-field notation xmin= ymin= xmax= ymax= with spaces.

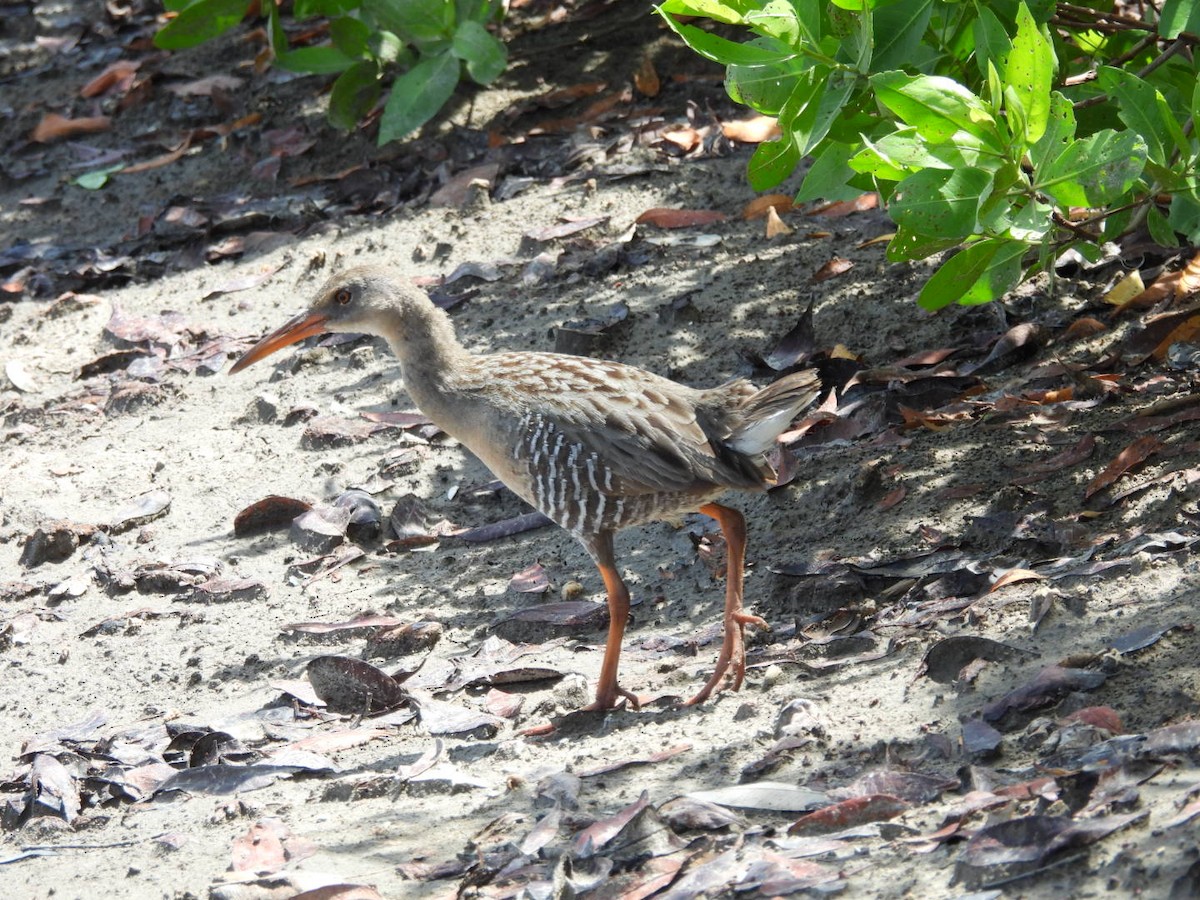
xmin=4 ymin=3 xmax=1200 ymax=897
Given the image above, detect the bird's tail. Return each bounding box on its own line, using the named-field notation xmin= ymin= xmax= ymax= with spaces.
xmin=727 ymin=369 xmax=821 ymax=456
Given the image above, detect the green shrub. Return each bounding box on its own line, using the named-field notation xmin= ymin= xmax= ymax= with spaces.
xmin=658 ymin=0 xmax=1200 ymax=309
xmin=155 ymin=0 xmax=507 ymax=143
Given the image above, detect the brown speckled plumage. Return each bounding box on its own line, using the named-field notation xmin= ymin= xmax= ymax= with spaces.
xmin=231 ymin=265 xmax=820 ymax=711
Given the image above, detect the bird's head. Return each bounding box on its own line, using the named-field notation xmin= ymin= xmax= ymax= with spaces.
xmin=229 ymin=266 xmax=417 ymax=374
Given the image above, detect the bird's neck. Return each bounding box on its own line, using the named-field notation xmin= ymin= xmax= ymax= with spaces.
xmin=376 ymin=302 xmax=472 ymax=415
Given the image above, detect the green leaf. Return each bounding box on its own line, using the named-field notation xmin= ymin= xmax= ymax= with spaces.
xmin=786 ymin=67 xmax=855 ymax=156
xmin=1005 ymin=196 xmax=1053 ymax=242
xmin=918 ymin=238 xmax=1027 ymax=309
xmin=972 ymin=5 xmax=1012 ymax=80
xmin=871 ymin=0 xmax=932 ymax=72
xmin=275 ymin=45 xmax=358 ymax=74
xmin=745 ymin=0 xmax=801 ymax=43
xmin=371 ymin=30 xmax=406 ymax=64
xmin=1168 ymin=188 xmax=1200 ymax=244
xmin=331 ymin=16 xmax=372 ymax=58
xmin=725 ymin=42 xmax=805 ymax=115
xmin=886 ymin=225 xmax=961 ymax=261
xmin=657 ymin=0 xmax=754 ymax=25
xmin=1005 ymin=1 xmax=1054 ymax=144
xmin=363 ymin=0 xmax=449 ymax=43
xmin=1003 ymin=85 xmax=1027 ymax=150
xmin=73 ymin=164 xmax=125 ymax=190
xmin=1146 ymin=205 xmax=1180 ymax=248
xmin=154 ymin=0 xmax=249 ymax=50
xmin=849 ymin=133 xmax=913 ymax=181
xmin=795 ymin=140 xmax=863 ymax=202
xmin=452 ymin=19 xmax=505 ymax=84
xmin=660 ymin=17 xmax=798 ymax=66
xmin=378 ymin=51 xmax=460 ymax=144
xmin=918 ymin=240 xmax=999 ymax=309
xmin=1096 ymin=67 xmax=1176 ymax=167
xmin=1037 ymin=129 xmax=1147 ymax=206
xmin=1029 ymin=91 xmax=1075 ymax=172
xmin=1159 ymin=0 xmax=1200 ymax=38
xmin=871 ymin=71 xmax=1001 ymax=147
xmin=329 ymin=60 xmax=381 ymax=130
xmin=747 ymin=135 xmax=800 ymax=191
xmin=891 ymin=166 xmax=994 ymax=239
xmin=295 ymin=0 xmax=359 ymax=18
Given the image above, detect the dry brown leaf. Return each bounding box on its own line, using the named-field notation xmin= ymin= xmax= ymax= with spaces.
xmin=811 ymin=256 xmax=853 ymax=282
xmin=857 ymin=232 xmax=894 ymax=247
xmin=634 ymin=56 xmax=660 ymax=97
xmin=635 ymin=208 xmax=727 ymax=228
xmin=30 ymin=113 xmax=111 ymax=142
xmin=829 ymin=344 xmax=858 ymax=360
xmin=809 ymin=194 xmax=879 ymax=217
xmin=743 ymin=194 xmax=794 ymax=220
xmin=876 ymin=485 xmax=906 ymax=511
xmin=1123 ymin=269 xmax=1181 ymax=311
xmin=989 ymin=568 xmax=1046 ymax=592
xmin=1150 ymin=313 xmax=1200 ymax=360
xmin=1178 ymin=250 xmax=1200 ymax=300
xmin=80 ymin=60 xmax=140 ymax=98
xmin=660 ymin=127 xmax=700 ymax=152
xmin=765 ymin=206 xmax=793 ymax=238
xmin=230 ymin=820 xmax=287 ymax=874
xmin=722 ymin=115 xmax=780 ymax=143
xmin=1084 ymin=435 xmax=1164 ymax=499
xmin=1102 ymin=270 xmax=1145 ymax=309
xmin=1062 ymin=316 xmax=1108 ymax=340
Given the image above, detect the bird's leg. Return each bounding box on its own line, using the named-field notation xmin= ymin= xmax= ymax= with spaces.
xmin=686 ymin=502 xmax=767 ymax=706
xmin=582 ymin=532 xmax=641 ymax=711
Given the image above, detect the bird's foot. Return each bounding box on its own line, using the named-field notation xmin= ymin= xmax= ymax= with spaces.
xmin=733 ymin=611 xmax=770 ymax=631
xmin=583 ymin=683 xmax=642 ymax=712
xmin=684 ymin=611 xmax=765 ymax=706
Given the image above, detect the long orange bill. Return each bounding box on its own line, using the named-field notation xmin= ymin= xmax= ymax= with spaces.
xmin=229 ymin=312 xmax=329 ymax=374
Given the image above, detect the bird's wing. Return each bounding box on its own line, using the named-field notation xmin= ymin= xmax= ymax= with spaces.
xmin=467 ymin=353 xmax=758 ymax=496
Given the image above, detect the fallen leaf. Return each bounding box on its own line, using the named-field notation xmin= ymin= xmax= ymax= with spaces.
xmin=509 ymin=562 xmax=550 ymax=593
xmin=981 ymin=666 xmax=1107 ymax=724
xmin=1102 ymin=270 xmax=1146 ymax=309
xmin=765 ymin=206 xmax=793 ymax=238
xmin=30 ymin=113 xmax=111 ymax=142
xmin=989 ymin=567 xmax=1046 ymax=592
xmin=743 ymin=194 xmax=794 ymax=220
xmin=1151 ymin=313 xmax=1200 ymax=361
xmin=636 ymin=208 xmax=727 ymax=228
xmin=167 ymin=75 xmax=245 ymax=97
xmin=808 ymin=194 xmax=878 ymax=216
xmin=234 ymin=496 xmax=313 ymax=536
xmin=80 ymin=60 xmax=141 ymax=97
xmin=230 ymin=819 xmax=287 ymax=874
xmin=921 ymin=636 xmax=1027 ymax=683
xmin=5 ymin=360 xmax=38 ymax=392
xmin=306 ymin=656 xmax=410 ymax=714
xmin=787 ymin=794 xmax=908 ymax=836
xmin=811 ymin=256 xmax=853 ymax=282
xmin=687 ymin=781 xmax=827 ymax=812
xmin=722 ymin=115 xmax=780 ymax=143
xmin=634 ymin=56 xmax=660 ymax=97
xmin=1084 ymin=435 xmax=1163 ymax=499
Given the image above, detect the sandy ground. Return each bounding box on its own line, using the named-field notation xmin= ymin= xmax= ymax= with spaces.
xmin=3 ymin=5 xmax=1200 ymax=899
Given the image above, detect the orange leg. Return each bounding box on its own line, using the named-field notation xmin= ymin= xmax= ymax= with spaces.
xmin=685 ymin=502 xmax=769 ymax=706
xmin=581 ymin=532 xmax=640 ymax=711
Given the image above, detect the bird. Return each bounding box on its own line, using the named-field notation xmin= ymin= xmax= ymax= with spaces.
xmin=230 ymin=265 xmax=820 ymax=711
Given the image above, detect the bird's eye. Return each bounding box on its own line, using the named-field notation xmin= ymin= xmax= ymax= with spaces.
xmin=334 ymin=288 xmax=352 ymax=306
